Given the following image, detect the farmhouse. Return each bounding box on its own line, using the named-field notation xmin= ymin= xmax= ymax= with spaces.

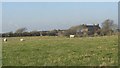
xmin=77 ymin=24 xmax=101 ymax=36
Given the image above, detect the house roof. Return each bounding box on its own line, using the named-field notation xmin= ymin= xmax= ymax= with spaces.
xmin=83 ymin=24 xmax=100 ymax=31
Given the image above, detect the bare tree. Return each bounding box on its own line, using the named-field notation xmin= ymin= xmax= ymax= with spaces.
xmin=101 ymin=19 xmax=114 ymax=35
xmin=15 ymin=27 xmax=27 ymax=33
xmin=64 ymin=25 xmax=83 ymax=36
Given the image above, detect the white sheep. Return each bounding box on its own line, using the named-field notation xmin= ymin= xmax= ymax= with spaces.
xmin=3 ymin=38 xmax=7 ymax=42
xmin=20 ymin=39 xmax=24 ymax=41
xmin=70 ymin=35 xmax=75 ymax=38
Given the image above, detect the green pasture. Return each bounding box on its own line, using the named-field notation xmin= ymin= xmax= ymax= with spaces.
xmin=2 ymin=35 xmax=118 ymax=66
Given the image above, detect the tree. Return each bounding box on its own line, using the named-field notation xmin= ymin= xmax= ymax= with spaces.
xmin=47 ymin=29 xmax=58 ymax=36
xmin=30 ymin=30 xmax=40 ymax=36
xmin=64 ymin=25 xmax=83 ymax=36
xmin=15 ymin=27 xmax=27 ymax=33
xmin=101 ymin=19 xmax=115 ymax=35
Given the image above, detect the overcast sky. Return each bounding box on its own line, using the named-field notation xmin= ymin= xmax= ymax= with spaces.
xmin=2 ymin=2 xmax=118 ymax=33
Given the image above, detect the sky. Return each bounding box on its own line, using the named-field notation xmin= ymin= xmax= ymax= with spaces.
xmin=1 ymin=0 xmax=119 ymax=2
xmin=1 ymin=2 xmax=118 ymax=33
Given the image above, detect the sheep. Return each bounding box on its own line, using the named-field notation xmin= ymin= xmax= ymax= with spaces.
xmin=70 ymin=35 xmax=75 ymax=38
xmin=3 ymin=38 xmax=7 ymax=42
xmin=20 ymin=39 xmax=24 ymax=41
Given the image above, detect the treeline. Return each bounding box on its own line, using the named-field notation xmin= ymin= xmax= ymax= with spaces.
xmin=1 ymin=19 xmax=119 ymax=37
xmin=1 ymin=30 xmax=60 ymax=37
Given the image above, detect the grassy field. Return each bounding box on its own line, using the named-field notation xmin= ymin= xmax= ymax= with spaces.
xmin=2 ymin=35 xmax=118 ymax=66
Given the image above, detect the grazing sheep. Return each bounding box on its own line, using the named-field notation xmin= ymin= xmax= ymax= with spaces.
xmin=70 ymin=35 xmax=75 ymax=38
xmin=20 ymin=39 xmax=24 ymax=41
xmin=3 ymin=38 xmax=7 ymax=42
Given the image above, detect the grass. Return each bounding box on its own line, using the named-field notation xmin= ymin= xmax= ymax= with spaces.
xmin=2 ymin=35 xmax=118 ymax=66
